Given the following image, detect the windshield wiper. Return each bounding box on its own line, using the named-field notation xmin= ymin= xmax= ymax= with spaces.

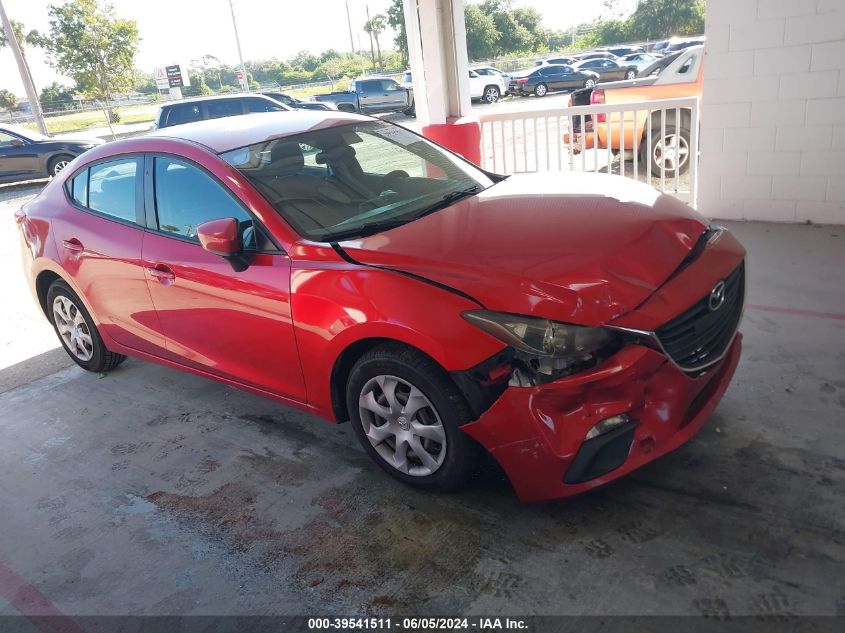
xmin=326 ymin=185 xmax=482 ymax=241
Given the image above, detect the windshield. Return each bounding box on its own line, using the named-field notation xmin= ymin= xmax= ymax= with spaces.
xmin=220 ymin=120 xmax=494 ymax=242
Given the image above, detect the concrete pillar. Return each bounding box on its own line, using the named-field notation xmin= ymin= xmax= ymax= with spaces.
xmin=404 ymin=0 xmax=481 ymax=164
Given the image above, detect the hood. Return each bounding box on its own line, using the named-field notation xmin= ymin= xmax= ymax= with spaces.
xmin=339 ymin=172 xmax=708 ymax=325
xmin=53 ymin=134 xmax=104 ymax=146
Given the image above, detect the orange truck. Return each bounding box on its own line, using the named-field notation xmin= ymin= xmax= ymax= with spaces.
xmin=563 ymin=46 xmax=704 ymax=178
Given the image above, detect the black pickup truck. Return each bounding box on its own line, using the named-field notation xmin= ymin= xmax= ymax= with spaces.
xmin=313 ymin=77 xmax=414 ymax=116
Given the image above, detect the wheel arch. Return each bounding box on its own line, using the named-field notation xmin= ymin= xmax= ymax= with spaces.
xmin=35 ymin=269 xmax=62 ymax=318
xmin=330 ymin=336 xmax=453 ymax=424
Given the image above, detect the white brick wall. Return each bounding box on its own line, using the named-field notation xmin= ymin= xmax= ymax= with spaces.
xmin=701 ymin=0 xmax=845 ymax=224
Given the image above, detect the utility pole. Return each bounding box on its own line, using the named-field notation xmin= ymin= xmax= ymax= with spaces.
xmin=345 ymin=0 xmax=355 ymax=53
xmin=0 ymin=0 xmax=47 ymax=134
xmin=228 ymin=0 xmax=248 ymax=91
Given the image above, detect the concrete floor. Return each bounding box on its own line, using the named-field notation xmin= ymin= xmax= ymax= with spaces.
xmin=0 ymin=182 xmax=843 ymax=619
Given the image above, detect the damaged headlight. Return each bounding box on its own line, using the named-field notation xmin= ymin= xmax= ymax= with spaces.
xmin=462 ymin=310 xmax=624 ymax=385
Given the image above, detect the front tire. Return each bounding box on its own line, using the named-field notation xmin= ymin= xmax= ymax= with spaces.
xmin=626 ymin=69 xmax=637 ymax=80
xmin=346 ymin=343 xmax=478 ymax=491
xmin=534 ymin=83 xmax=548 ymax=97
xmin=483 ymin=85 xmax=501 ymax=104
xmin=585 ymin=78 xmax=597 ymax=89
xmin=48 ymin=154 xmax=74 ymax=177
xmin=47 ymin=280 xmax=126 ymax=372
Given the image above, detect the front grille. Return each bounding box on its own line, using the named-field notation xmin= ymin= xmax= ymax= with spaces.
xmin=656 ymin=263 xmax=745 ymax=371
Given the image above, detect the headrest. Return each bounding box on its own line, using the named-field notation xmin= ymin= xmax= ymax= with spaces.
xmin=315 ymin=145 xmax=356 ymax=165
xmin=265 ymin=141 xmax=304 ymax=177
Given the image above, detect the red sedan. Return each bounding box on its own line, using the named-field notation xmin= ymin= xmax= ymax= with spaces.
xmin=16 ymin=112 xmax=745 ymax=503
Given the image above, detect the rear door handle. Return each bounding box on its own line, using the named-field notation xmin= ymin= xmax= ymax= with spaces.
xmin=145 ymin=263 xmax=176 ymax=283
xmin=62 ymin=238 xmax=84 ymax=253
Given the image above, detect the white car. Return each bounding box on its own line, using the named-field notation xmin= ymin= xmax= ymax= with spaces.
xmin=620 ymin=52 xmax=659 ymax=72
xmin=399 ymin=69 xmax=507 ymax=103
xmin=468 ymin=68 xmax=507 ymax=103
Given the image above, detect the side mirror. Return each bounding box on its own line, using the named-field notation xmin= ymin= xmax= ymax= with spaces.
xmin=197 ymin=217 xmax=250 ymax=272
xmin=10 ymin=138 xmax=24 ymax=147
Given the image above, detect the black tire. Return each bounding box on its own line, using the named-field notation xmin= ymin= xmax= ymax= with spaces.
xmin=346 ymin=342 xmax=479 ymax=491
xmin=625 ymin=69 xmax=637 ymax=80
xmin=46 ymin=279 xmax=126 ymax=372
xmin=641 ymin=118 xmax=692 ymax=178
xmin=402 ymin=102 xmax=416 ymax=117
xmin=48 ymin=154 xmax=75 ymax=178
xmin=584 ymin=78 xmax=597 ymax=89
xmin=483 ymin=85 xmax=501 ymax=104
xmin=534 ymin=82 xmax=548 ymax=97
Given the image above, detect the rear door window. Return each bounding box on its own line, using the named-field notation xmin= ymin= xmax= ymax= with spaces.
xmin=245 ymin=98 xmax=285 ymax=113
xmin=207 ymin=99 xmax=244 ymax=119
xmin=87 ymin=158 xmax=140 ymax=223
xmin=165 ymin=103 xmax=203 ymax=126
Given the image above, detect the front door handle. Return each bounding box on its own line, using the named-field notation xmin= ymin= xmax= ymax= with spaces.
xmin=145 ymin=263 xmax=176 ymax=284
xmin=62 ymin=238 xmax=84 ymax=253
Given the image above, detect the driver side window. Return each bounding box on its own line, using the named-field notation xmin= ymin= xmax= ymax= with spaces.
xmin=153 ymin=157 xmax=259 ymax=248
xmin=0 ymin=132 xmax=22 ymax=148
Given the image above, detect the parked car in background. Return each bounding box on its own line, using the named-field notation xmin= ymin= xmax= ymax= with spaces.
xmin=650 ymin=39 xmax=671 ymax=55
xmin=509 ymin=64 xmax=600 ymax=97
xmin=17 ymin=110 xmax=746 ymax=503
xmin=621 ymin=52 xmax=659 ymax=73
xmin=1 ymin=124 xmax=102 ymax=183
xmin=565 ymin=46 xmax=705 ymax=177
xmin=262 ymin=92 xmax=334 ymax=111
xmin=314 ymin=76 xmax=414 ymax=116
xmin=534 ymin=56 xmax=577 ymax=67
xmin=401 ymin=70 xmax=507 ymax=103
xmin=665 ymin=36 xmax=705 ymax=53
xmin=155 ymin=94 xmax=290 ymax=129
xmin=574 ymin=51 xmax=619 ymax=61
xmin=573 ymin=58 xmax=639 ymax=81
xmin=601 ymin=45 xmax=646 ymax=57
xmin=471 ymin=66 xmax=513 ymax=92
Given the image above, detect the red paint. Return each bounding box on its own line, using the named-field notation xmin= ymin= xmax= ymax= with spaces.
xmin=422 ymin=116 xmax=482 ymax=166
xmin=0 ymin=559 xmax=85 ymax=633
xmin=17 ymin=112 xmax=746 ymax=501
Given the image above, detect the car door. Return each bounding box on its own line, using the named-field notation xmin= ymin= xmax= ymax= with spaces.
xmin=0 ymin=131 xmax=41 ymax=181
xmin=380 ymin=79 xmax=408 ymax=110
xmin=603 ymin=60 xmax=624 ymax=80
xmin=468 ymin=70 xmax=484 ymax=98
xmin=52 ymin=156 xmax=167 ymax=354
xmin=140 ymin=154 xmax=306 ymax=401
xmin=356 ymin=80 xmax=385 ymax=112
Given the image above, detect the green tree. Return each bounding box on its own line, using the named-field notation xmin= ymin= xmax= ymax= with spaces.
xmin=290 ymin=50 xmax=320 ymax=72
xmin=181 ymin=72 xmax=213 ymax=97
xmin=511 ymin=7 xmax=548 ymax=52
xmin=464 ymin=3 xmax=498 ymax=60
xmin=364 ymin=13 xmax=387 ymax=69
xmin=44 ymin=0 xmax=139 ymax=122
xmin=40 ymin=81 xmax=77 ymax=109
xmin=0 ymin=19 xmax=43 ymax=53
xmin=316 ymin=57 xmax=344 ymax=89
xmin=625 ymin=0 xmax=705 ymax=41
xmin=0 ymin=88 xmax=17 ymax=110
xmin=386 ymin=0 xmax=408 ymax=67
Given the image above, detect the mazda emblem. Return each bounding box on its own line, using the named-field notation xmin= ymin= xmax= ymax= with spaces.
xmin=708 ymin=280 xmax=726 ymax=311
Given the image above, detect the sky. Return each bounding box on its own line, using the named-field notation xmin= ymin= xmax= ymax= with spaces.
xmin=0 ymin=0 xmax=638 ymax=96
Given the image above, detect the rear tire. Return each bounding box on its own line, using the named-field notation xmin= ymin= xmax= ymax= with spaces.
xmin=534 ymin=83 xmax=548 ymax=97
xmin=625 ymin=69 xmax=637 ymax=80
xmin=47 ymin=280 xmax=126 ymax=373
xmin=346 ymin=343 xmax=479 ymax=491
xmin=584 ymin=78 xmax=597 ymax=89
xmin=403 ymin=102 xmax=416 ymax=117
xmin=641 ymin=120 xmax=692 ymax=178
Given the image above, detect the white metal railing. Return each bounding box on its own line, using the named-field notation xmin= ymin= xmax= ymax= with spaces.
xmin=478 ymin=96 xmax=700 ymax=208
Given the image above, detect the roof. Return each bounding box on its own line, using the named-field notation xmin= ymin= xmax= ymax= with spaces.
xmin=146 ymin=110 xmax=369 ymax=153
xmin=157 ymin=93 xmax=284 ymax=108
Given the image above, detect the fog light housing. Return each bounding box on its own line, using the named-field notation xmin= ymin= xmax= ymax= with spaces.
xmin=585 ymin=414 xmax=631 ymax=440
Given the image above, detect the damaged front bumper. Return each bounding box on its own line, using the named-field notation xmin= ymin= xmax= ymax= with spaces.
xmin=460 ymin=335 xmax=742 ymax=503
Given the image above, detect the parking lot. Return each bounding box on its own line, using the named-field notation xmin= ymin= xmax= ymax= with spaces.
xmin=1 ymin=182 xmax=843 ymax=618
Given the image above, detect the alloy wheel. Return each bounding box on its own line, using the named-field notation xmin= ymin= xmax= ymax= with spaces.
xmin=484 ymin=87 xmax=500 ymax=103
xmin=653 ymin=134 xmax=690 ymax=172
xmin=535 ymin=84 xmax=547 ymax=97
xmin=52 ymin=159 xmax=70 ymax=175
xmin=585 ymin=78 xmax=596 ymax=89
xmin=52 ymin=295 xmax=94 ymax=361
xmin=358 ymin=374 xmax=447 ymax=476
